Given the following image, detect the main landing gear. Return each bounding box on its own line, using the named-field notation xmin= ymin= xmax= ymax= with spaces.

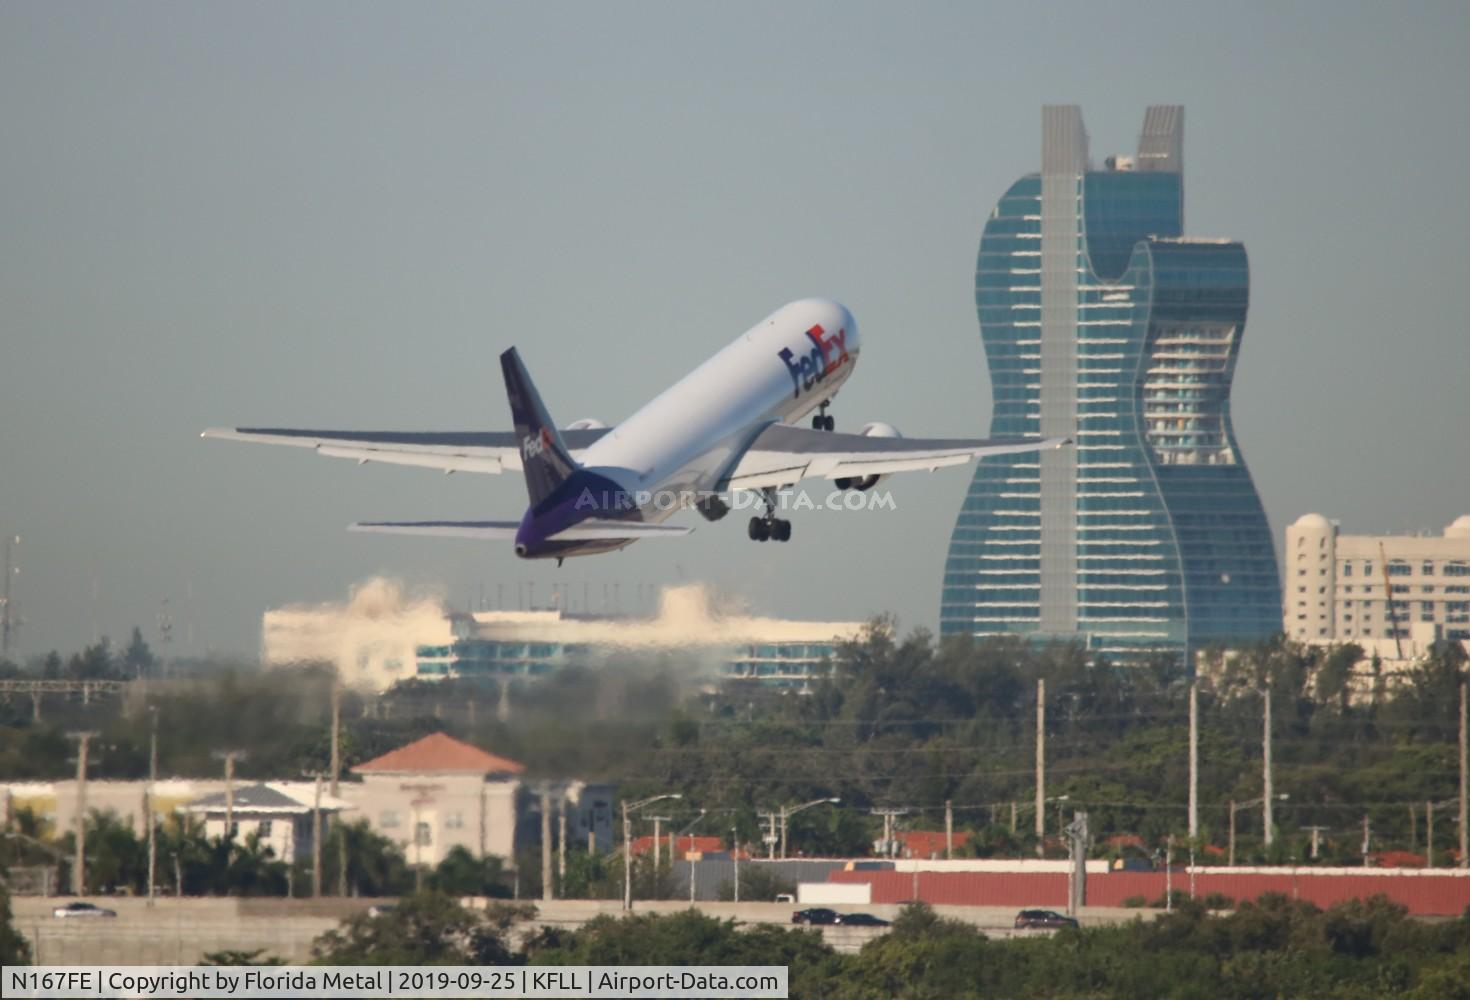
xmin=811 ymin=400 xmax=835 ymax=432
xmin=748 ymin=489 xmax=791 ymax=543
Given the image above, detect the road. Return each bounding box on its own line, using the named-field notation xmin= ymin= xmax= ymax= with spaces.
xmin=15 ymin=897 xmax=1158 ymax=963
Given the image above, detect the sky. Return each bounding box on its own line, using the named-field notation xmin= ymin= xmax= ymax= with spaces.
xmin=2 ymin=2 xmax=1467 ymax=660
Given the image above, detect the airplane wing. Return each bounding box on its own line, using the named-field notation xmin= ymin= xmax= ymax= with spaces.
xmin=719 ymin=423 xmax=1069 ymax=491
xmin=350 ymin=518 xmax=691 ymax=540
xmin=201 ymin=426 xmax=612 ymax=475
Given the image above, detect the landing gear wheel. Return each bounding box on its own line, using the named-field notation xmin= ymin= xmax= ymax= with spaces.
xmin=774 ymin=519 xmax=792 ymax=542
xmin=748 ymin=516 xmax=770 ymax=542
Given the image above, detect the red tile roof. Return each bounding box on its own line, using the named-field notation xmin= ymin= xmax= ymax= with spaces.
xmin=352 ymin=732 xmax=525 ymax=776
xmin=630 ymin=835 xmax=725 ymax=857
xmin=896 ymin=830 xmax=971 ymax=859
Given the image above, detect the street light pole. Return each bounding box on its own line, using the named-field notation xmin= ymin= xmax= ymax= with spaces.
xmin=1229 ymin=794 xmax=1288 ymax=867
xmin=674 ymin=809 xmax=706 ymax=904
xmin=147 ymin=709 xmax=158 ymax=906
xmin=778 ymin=798 xmax=839 ymax=860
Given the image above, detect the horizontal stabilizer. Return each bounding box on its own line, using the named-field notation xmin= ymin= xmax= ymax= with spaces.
xmin=548 ymin=519 xmax=692 ymax=541
xmin=349 ymin=520 xmax=523 ymax=540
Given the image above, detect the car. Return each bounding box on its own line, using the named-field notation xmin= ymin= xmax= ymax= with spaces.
xmin=53 ymin=901 xmax=117 ymax=919
xmin=366 ymin=904 xmax=397 ymax=918
xmin=835 ymin=912 xmax=891 ymax=927
xmin=774 ymin=893 xmax=796 ymax=904
xmin=791 ymin=907 xmax=841 ymax=926
xmin=1014 ymin=908 xmax=1079 ymax=930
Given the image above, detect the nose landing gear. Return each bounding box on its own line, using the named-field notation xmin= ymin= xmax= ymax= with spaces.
xmin=748 ymin=488 xmax=792 ymax=542
xmin=811 ymin=400 xmax=835 ymax=432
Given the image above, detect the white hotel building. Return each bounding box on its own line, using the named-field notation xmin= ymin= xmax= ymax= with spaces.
xmin=1284 ymin=513 xmax=1470 ymax=652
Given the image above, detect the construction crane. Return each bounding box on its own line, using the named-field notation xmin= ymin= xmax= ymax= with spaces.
xmin=1379 ymin=541 xmax=1404 ymax=659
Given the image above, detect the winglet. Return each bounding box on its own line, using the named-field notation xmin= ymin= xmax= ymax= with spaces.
xmin=500 ymin=348 xmax=579 ymax=508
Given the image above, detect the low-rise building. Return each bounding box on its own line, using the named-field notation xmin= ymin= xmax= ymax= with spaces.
xmin=343 ymin=732 xmax=524 ymax=867
xmin=182 ymin=782 xmax=349 ymax=863
xmin=263 ymin=580 xmax=862 ymax=692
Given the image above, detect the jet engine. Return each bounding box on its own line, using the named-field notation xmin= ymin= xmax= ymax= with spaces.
xmin=835 ymin=421 xmax=902 ymax=491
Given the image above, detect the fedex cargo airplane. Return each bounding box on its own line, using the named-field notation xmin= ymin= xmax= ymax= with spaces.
xmin=204 ymin=298 xmax=1065 ymax=563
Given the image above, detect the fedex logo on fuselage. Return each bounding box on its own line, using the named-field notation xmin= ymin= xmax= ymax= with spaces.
xmin=778 ymin=324 xmax=849 ymax=399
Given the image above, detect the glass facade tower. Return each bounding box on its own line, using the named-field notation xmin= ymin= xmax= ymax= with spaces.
xmin=940 ymin=106 xmax=1281 ymax=659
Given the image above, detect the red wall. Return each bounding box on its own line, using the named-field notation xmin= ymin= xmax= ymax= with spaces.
xmin=829 ymin=869 xmax=1470 ymax=917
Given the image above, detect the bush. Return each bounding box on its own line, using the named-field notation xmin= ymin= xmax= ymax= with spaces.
xmin=1122 ymin=895 xmax=1147 ymax=908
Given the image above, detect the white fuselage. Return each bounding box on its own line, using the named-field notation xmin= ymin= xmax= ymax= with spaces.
xmin=579 ymin=298 xmax=860 ymax=520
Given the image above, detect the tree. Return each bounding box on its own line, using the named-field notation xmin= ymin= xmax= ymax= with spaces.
xmin=557 ymin=847 xmax=619 ymax=900
xmin=201 ymin=949 xmax=282 ymax=966
xmin=430 ymin=846 xmax=512 ymax=898
xmin=0 ymin=887 xmax=30 ymax=965
xmin=80 ymin=809 xmax=146 ymax=894
xmin=716 ymin=864 xmax=794 ymax=902
xmin=224 ymin=830 xmax=289 ymax=896
xmin=526 ymin=909 xmax=836 ymax=975
xmin=322 ymin=820 xmax=414 ymax=897
xmin=120 ymin=627 xmax=155 ymax=679
xmin=65 ymin=639 xmax=115 ymax=680
xmin=840 ymin=903 xmax=992 ymax=1000
xmin=311 ymin=892 xmax=522 ymax=965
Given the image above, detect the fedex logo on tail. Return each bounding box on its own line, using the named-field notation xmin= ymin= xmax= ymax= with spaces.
xmin=521 ymin=427 xmax=555 ymax=461
xmin=778 ymin=325 xmax=849 ymax=399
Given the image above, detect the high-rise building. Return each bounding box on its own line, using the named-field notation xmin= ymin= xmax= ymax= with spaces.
xmin=941 ymin=106 xmax=1281 ymax=659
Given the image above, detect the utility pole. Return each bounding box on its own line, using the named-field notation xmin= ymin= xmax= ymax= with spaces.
xmin=558 ymin=798 xmax=567 ymax=886
xmin=945 ymin=800 xmax=954 ymax=860
xmin=1 ymin=534 xmax=18 ymax=660
xmin=758 ymin=811 xmax=778 ymax=860
xmin=329 ymin=679 xmax=341 ymax=797
xmin=1164 ymin=835 xmax=1173 ymax=914
xmin=1036 ymin=678 xmax=1046 ymax=857
xmin=1065 ymin=811 xmax=1088 ymax=915
xmin=871 ymin=808 xmax=908 ymax=858
xmin=622 ymin=793 xmax=680 ymax=911
xmin=1460 ymin=679 xmax=1468 ymax=869
xmin=731 ymin=828 xmax=740 ymax=902
xmin=147 ymin=710 xmax=158 ymax=906
xmin=213 ymin=751 xmax=248 ymax=840
xmin=1188 ymin=681 xmax=1199 ymax=840
xmin=650 ymin=815 xmax=671 ymax=873
xmin=1362 ymin=814 xmax=1371 ymax=866
xmin=1263 ymin=685 xmax=1275 ymax=848
xmin=68 ymin=731 xmax=98 ymax=895
xmin=1302 ymin=825 xmax=1329 ymax=860
xmin=309 ymin=770 xmax=324 ymax=897
xmin=541 ymin=788 xmax=554 ymax=901
xmin=1228 ymin=800 xmax=1236 ymax=867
